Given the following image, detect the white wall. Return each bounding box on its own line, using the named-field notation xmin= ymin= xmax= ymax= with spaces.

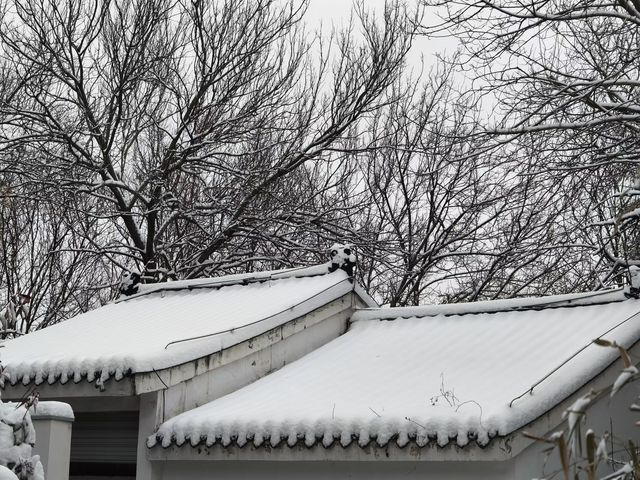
xmin=138 ymin=296 xmax=356 ymax=480
xmin=32 ymin=415 xmax=73 ymax=480
xmin=514 ymin=378 xmax=639 ymax=479
xmin=160 ymin=302 xmax=350 ymax=420
xmin=159 ymin=460 xmax=516 ymax=480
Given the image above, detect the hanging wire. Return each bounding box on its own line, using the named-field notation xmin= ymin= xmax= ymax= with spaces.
xmin=509 ymin=309 xmax=640 ymax=407
xmin=163 ymin=277 xmax=353 ymax=350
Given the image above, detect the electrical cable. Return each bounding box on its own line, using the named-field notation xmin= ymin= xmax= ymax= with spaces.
xmin=164 ymin=277 xmax=353 ymax=350
xmin=509 ymin=309 xmax=640 ymax=407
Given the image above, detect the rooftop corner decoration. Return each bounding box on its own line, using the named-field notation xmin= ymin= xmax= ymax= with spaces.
xmin=119 ymin=270 xmax=141 ymax=297
xmin=328 ymin=244 xmax=356 ymax=277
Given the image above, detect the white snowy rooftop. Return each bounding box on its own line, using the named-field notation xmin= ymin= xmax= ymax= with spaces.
xmin=148 ymin=288 xmax=640 ymax=450
xmin=1 ymin=264 xmax=371 ymax=387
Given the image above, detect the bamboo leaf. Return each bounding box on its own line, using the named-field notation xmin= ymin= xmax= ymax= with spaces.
xmin=523 ymin=430 xmax=558 ymax=444
xmin=557 ymin=436 xmax=571 ymax=480
xmin=586 ymin=430 xmax=596 ymax=480
xmin=618 ymin=345 xmax=633 ymax=368
xmin=629 ymin=440 xmax=639 ymax=480
xmin=593 ymin=338 xmax=613 ymax=347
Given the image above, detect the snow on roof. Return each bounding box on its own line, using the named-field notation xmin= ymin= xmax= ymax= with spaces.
xmin=352 ymin=288 xmax=626 ymax=321
xmin=148 ymin=291 xmax=640 ymax=451
xmin=0 ymin=264 xmax=365 ymax=388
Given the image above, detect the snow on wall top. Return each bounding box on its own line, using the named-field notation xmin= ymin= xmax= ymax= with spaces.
xmin=148 ymin=293 xmax=640 ymax=451
xmin=0 ymin=264 xmax=359 ymax=388
xmin=27 ymin=401 xmax=74 ymax=421
xmin=4 ymin=401 xmax=75 ymax=421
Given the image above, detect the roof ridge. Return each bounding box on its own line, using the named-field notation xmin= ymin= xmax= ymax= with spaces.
xmin=115 ymin=262 xmax=334 ymax=303
xmin=351 ymin=287 xmax=628 ymax=322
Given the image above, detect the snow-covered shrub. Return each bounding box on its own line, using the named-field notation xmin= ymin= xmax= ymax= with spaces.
xmin=0 ymin=361 xmax=44 ymax=480
xmin=0 ymin=295 xmax=30 ymax=338
xmin=0 ymin=466 xmax=18 ymax=480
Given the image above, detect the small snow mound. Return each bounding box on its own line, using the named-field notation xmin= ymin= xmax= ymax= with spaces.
xmin=0 ymin=466 xmax=18 ymax=480
xmin=28 ymin=401 xmax=74 ymax=420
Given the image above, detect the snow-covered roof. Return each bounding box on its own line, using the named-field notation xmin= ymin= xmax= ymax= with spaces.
xmin=1 ymin=264 xmax=372 ymax=387
xmin=148 ymin=289 xmax=640 ymax=451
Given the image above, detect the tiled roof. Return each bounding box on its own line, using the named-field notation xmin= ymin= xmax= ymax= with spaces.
xmin=149 ymin=289 xmax=640 ymax=450
xmin=1 ymin=264 xmax=364 ymax=387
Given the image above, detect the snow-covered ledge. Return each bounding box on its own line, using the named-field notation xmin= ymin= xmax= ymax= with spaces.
xmin=30 ymin=402 xmax=74 ymax=480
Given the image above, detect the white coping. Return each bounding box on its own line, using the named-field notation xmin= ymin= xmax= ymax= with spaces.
xmin=3 ymin=401 xmax=75 ymax=421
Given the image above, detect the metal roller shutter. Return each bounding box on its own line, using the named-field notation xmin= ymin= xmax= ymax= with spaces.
xmin=70 ymin=411 xmax=138 ymax=478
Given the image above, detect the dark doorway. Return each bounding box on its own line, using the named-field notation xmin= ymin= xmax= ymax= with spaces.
xmin=69 ymin=410 xmax=138 ymax=480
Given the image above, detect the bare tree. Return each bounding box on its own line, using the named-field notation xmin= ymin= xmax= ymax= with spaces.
xmin=0 ymin=0 xmax=608 ymax=319
xmin=353 ymin=65 xmax=500 ymax=305
xmin=0 ymin=0 xmax=417 ymax=282
xmin=421 ymin=0 xmax=640 ymax=287
xmin=0 ymin=181 xmax=115 ymax=335
xmin=328 ymin=59 xmax=593 ymax=306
